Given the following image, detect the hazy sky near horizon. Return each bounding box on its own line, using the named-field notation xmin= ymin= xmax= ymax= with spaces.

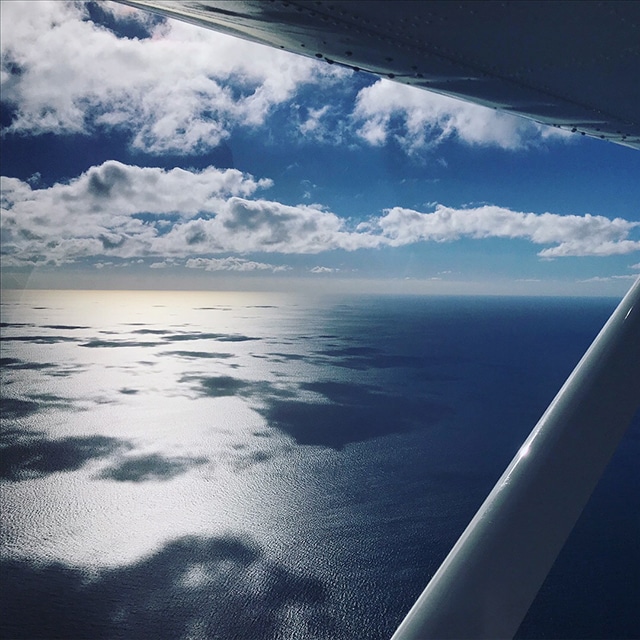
xmin=1 ymin=1 xmax=639 ymax=295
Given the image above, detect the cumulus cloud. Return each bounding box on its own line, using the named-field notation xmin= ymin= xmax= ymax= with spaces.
xmin=0 ymin=1 xmax=345 ymax=153
xmin=1 ymin=161 xmax=371 ymax=265
xmin=310 ymin=266 xmax=338 ymax=273
xmin=352 ymin=80 xmax=570 ymax=152
xmin=2 ymin=162 xmax=637 ymax=267
xmin=0 ymin=161 xmax=272 ymax=265
xmin=154 ymin=198 xmax=374 ymax=255
xmin=373 ymin=205 xmax=640 ymax=257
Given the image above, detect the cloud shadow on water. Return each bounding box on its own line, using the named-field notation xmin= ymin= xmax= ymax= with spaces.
xmin=1 ymin=535 xmax=329 ymax=640
xmin=41 ymin=325 xmax=89 ymax=330
xmin=1 ymin=393 xmax=74 ymax=419
xmin=0 ymin=322 xmax=34 ymax=328
xmin=163 ymin=350 xmax=235 ymax=360
xmin=261 ymin=381 xmax=453 ymax=449
xmin=1 ymin=398 xmax=42 ymax=419
xmin=181 ymin=375 xmax=296 ymax=401
xmin=97 ymin=453 xmax=208 ymax=482
xmin=178 ymin=373 xmax=449 ymax=450
xmin=163 ymin=332 xmax=259 ymax=343
xmin=80 ymin=339 xmax=164 ymax=348
xmin=0 ymin=432 xmax=132 ymax=481
xmin=194 ymin=375 xmax=250 ymax=397
xmin=132 ymin=329 xmax=172 ymax=335
xmin=1 ymin=358 xmax=85 ymax=378
xmin=1 ymin=357 xmax=57 ymax=371
xmin=262 ymin=352 xmax=308 ymax=362
xmin=1 ymin=335 xmax=80 ymax=344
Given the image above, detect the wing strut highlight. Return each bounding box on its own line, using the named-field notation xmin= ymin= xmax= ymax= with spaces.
xmin=392 ymin=277 xmax=640 ymax=639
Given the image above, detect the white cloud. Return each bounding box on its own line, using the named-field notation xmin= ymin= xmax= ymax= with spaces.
xmin=153 ymin=197 xmax=370 ymax=255
xmin=352 ymin=80 xmax=571 ymax=152
xmin=2 ymin=163 xmax=637 ymax=267
xmin=0 ymin=161 xmax=272 ymax=265
xmin=579 ymin=275 xmax=639 ymax=283
xmin=299 ymin=106 xmax=331 ymax=136
xmin=310 ymin=266 xmax=337 ymax=273
xmin=185 ymin=257 xmax=289 ymax=272
xmin=538 ymin=240 xmax=640 ymax=258
xmin=0 ymin=1 xmax=345 ymax=153
xmin=630 ymin=263 xmax=640 ymax=270
xmin=374 ymin=205 xmax=640 ymax=257
xmin=1 ymin=161 xmax=371 ymax=264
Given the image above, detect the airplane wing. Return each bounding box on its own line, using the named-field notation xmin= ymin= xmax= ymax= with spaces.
xmin=116 ymin=0 xmax=640 ymax=149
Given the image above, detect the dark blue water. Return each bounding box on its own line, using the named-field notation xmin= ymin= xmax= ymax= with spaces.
xmin=1 ymin=291 xmax=638 ymax=639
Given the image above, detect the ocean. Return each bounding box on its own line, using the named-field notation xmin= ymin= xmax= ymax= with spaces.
xmin=1 ymin=290 xmax=638 ymax=639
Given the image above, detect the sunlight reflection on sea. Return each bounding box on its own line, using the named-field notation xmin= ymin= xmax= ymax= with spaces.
xmin=1 ymin=289 xmax=637 ymax=639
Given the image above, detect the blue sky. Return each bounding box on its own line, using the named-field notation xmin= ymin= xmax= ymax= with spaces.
xmin=1 ymin=1 xmax=639 ymax=295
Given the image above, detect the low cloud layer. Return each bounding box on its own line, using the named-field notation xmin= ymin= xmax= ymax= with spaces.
xmin=2 ymin=162 xmax=638 ymax=268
